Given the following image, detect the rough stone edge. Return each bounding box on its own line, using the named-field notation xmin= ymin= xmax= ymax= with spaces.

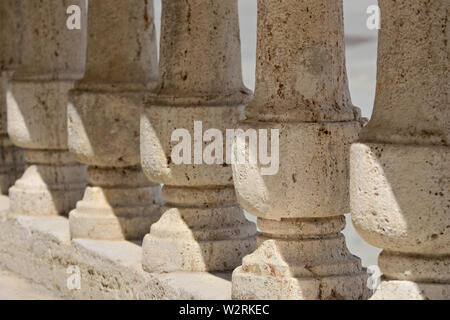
xmin=0 ymin=196 xmax=231 ymax=300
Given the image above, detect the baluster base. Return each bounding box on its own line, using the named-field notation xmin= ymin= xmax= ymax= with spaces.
xmin=8 ymin=150 xmax=86 ymax=216
xmin=69 ymin=166 xmax=162 ymax=241
xmin=142 ymin=186 xmax=257 ymax=272
xmin=0 ymin=135 xmax=24 ymax=194
xmin=232 ymin=217 xmax=371 ymax=300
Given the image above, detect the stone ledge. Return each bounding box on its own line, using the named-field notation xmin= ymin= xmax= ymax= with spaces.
xmin=0 ymin=196 xmax=231 ymax=300
xmin=0 ymin=267 xmax=59 ymax=299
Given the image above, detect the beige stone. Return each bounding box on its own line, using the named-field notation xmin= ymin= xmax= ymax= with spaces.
xmin=231 ymin=0 xmax=369 ymax=300
xmin=351 ymin=0 xmax=449 ymax=300
xmin=0 ymin=196 xmax=232 ymax=300
xmin=68 ymin=0 xmax=162 ymax=241
xmin=6 ymin=0 xmax=87 ymax=216
xmin=371 ymin=280 xmax=450 ymax=301
xmin=233 ymin=122 xmax=361 ymax=220
xmin=0 ymin=0 xmax=24 ymax=194
xmin=141 ymin=0 xmax=257 ymax=272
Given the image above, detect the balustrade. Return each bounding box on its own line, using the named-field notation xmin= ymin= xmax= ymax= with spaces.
xmin=0 ymin=0 xmax=447 ymax=301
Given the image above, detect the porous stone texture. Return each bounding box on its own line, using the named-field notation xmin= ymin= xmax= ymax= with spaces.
xmin=0 ymin=267 xmax=60 ymax=300
xmin=0 ymin=196 xmax=231 ymax=299
xmin=231 ymin=0 xmax=369 ymax=300
xmin=350 ymin=0 xmax=450 ymax=300
xmin=67 ymin=0 xmax=162 ymax=241
xmin=140 ymin=0 xmax=257 ymax=272
xmin=6 ymin=0 xmax=87 ymax=216
xmin=0 ymin=0 xmax=24 ymax=194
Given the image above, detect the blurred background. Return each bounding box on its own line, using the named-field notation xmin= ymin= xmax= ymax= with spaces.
xmin=152 ymin=0 xmax=382 ymax=267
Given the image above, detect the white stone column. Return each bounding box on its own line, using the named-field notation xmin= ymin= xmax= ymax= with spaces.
xmin=7 ymin=0 xmax=87 ymax=216
xmin=0 ymin=0 xmax=24 ymax=195
xmin=231 ymin=0 xmax=369 ymax=299
xmin=351 ymin=0 xmax=449 ymax=300
xmin=140 ymin=0 xmax=257 ymax=272
xmin=68 ymin=0 xmax=162 ymax=241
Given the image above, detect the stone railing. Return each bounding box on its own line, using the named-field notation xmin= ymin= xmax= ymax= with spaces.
xmin=0 ymin=0 xmax=448 ymax=300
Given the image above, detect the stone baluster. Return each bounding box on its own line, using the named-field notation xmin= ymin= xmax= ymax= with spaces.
xmin=0 ymin=0 xmax=24 ymax=195
xmin=231 ymin=0 xmax=369 ymax=299
xmin=7 ymin=0 xmax=87 ymax=216
xmin=140 ymin=0 xmax=257 ymax=272
xmin=67 ymin=0 xmax=162 ymax=241
xmin=351 ymin=0 xmax=449 ymax=300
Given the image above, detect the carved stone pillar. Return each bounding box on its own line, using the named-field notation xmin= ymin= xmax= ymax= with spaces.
xmin=7 ymin=0 xmax=87 ymax=216
xmin=351 ymin=0 xmax=449 ymax=300
xmin=0 ymin=0 xmax=23 ymax=194
xmin=68 ymin=0 xmax=162 ymax=241
xmin=140 ymin=0 xmax=257 ymax=272
xmin=231 ymin=0 xmax=369 ymax=299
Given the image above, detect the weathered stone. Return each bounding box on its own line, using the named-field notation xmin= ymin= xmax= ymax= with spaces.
xmin=0 ymin=196 xmax=232 ymax=300
xmin=7 ymin=0 xmax=87 ymax=216
xmin=351 ymin=0 xmax=450 ymax=300
xmin=231 ymin=0 xmax=369 ymax=300
xmin=141 ymin=0 xmax=257 ymax=272
xmin=0 ymin=0 xmax=24 ymax=194
xmin=68 ymin=0 xmax=162 ymax=241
